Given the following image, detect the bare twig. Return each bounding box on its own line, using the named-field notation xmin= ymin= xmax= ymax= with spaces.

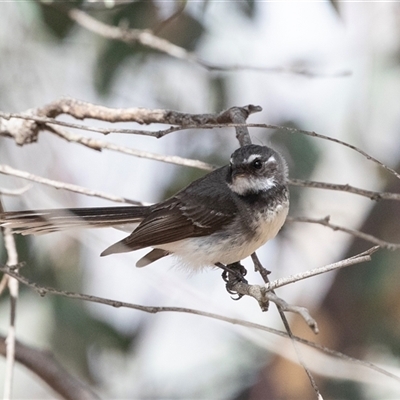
xmin=249 ymin=251 xmax=321 ymax=396
xmin=68 ymin=8 xmax=199 ymax=65
xmin=289 ymin=178 xmax=400 ymax=202
xmin=205 ymin=63 xmax=351 ymax=77
xmin=225 ymin=279 xmax=318 ymax=333
xmin=0 ymin=185 xmax=32 ymax=197
xmin=249 ymin=253 xmax=318 ymax=333
xmin=0 ymin=164 xmax=141 ymax=205
xmin=0 ymin=263 xmax=312 ymax=335
xmin=36 ymin=98 xmax=263 ymax=127
xmin=67 ymin=8 xmax=350 ymax=78
xmin=267 ymin=293 xmax=319 ymax=334
xmin=0 ymin=335 xmax=100 ymax=400
xmin=289 ymin=215 xmax=400 ymax=250
xmin=1 ymin=200 xmax=19 ymax=400
xmin=225 ymin=246 xmax=376 ymax=341
xmin=0 ymin=101 xmax=263 ymax=144
xmin=265 ymin=246 xmax=379 ymax=292
xmin=47 ymin=125 xmax=216 ymax=171
xmin=277 ymin=305 xmax=322 ymax=399
xmin=2 ymin=265 xmax=396 ymax=385
xmin=228 ymin=106 xmax=259 ymax=146
xmin=246 ymin=123 xmax=400 ymax=181
xmin=155 ymin=123 xmax=400 ymax=180
xmin=1 ymin=99 xmax=399 ymax=181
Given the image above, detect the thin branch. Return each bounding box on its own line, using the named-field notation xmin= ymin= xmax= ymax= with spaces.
xmin=267 ymin=293 xmax=319 ymax=334
xmin=0 ymin=185 xmax=32 ymax=197
xmin=289 ymin=215 xmax=400 ymax=250
xmin=5 ymin=117 xmax=400 ymax=203
xmin=205 ymin=63 xmax=351 ymax=77
xmin=0 ymin=164 xmax=142 ymax=205
xmin=36 ymin=99 xmax=263 ymax=128
xmin=1 ymin=264 xmax=397 ymax=384
xmin=2 ymin=99 xmax=399 ymax=186
xmin=246 ymin=123 xmax=400 ymax=181
xmin=277 ymin=304 xmax=322 ymax=399
xmin=226 ymin=279 xmax=318 ymax=333
xmin=153 ymin=123 xmax=400 ymax=180
xmin=68 ymin=8 xmax=198 ymax=65
xmin=0 ymin=101 xmax=263 ymax=144
xmin=1 ymin=99 xmax=398 ymax=181
xmin=228 ymin=106 xmax=259 ymax=146
xmin=222 ymin=247 xmax=376 ymax=334
xmin=249 ymin=252 xmax=321 ymax=396
xmin=67 ymin=8 xmax=350 ymax=78
xmin=289 ymin=178 xmax=400 ymax=202
xmin=47 ymin=125 xmax=216 ymax=171
xmin=0 ymin=335 xmax=100 ymax=400
xmin=265 ymin=246 xmax=379 ymax=292
xmin=0 ymin=200 xmax=19 ymax=400
xmin=248 ymin=253 xmax=317 ymax=334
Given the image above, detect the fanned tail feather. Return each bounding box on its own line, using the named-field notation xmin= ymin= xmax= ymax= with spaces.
xmin=0 ymin=206 xmax=149 ymax=235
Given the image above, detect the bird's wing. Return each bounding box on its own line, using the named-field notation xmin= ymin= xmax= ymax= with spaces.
xmin=100 ymin=196 xmax=236 ymax=256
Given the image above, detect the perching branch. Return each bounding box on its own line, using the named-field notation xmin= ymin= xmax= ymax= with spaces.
xmin=1 ymin=261 xmax=397 ymax=385
xmin=264 ymin=246 xmax=379 ymax=292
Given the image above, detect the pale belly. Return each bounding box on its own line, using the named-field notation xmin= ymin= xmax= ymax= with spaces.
xmin=157 ymin=202 xmax=289 ymax=268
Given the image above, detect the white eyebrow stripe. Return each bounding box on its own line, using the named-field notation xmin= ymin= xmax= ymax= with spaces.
xmin=266 ymin=155 xmax=276 ymax=164
xmin=245 ymin=154 xmax=262 ymax=163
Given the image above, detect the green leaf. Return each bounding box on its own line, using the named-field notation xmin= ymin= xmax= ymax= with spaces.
xmin=37 ymin=1 xmax=82 ymax=40
xmin=94 ymin=0 xmax=205 ymax=95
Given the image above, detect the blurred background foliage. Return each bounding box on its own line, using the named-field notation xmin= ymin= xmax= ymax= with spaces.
xmin=1 ymin=1 xmax=400 ymax=399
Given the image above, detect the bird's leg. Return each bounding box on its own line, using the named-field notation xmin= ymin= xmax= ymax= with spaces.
xmin=215 ymin=262 xmax=248 ymax=300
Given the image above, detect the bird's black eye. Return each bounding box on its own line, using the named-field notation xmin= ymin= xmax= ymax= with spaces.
xmin=252 ymin=159 xmax=263 ymax=169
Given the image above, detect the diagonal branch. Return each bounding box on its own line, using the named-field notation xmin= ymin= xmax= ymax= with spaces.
xmin=1 ymin=263 xmax=397 ymax=385
xmin=289 ymin=215 xmax=400 ymax=250
xmin=264 ymin=246 xmax=379 ymax=292
xmin=47 ymin=125 xmax=216 ymax=171
xmin=67 ymin=8 xmax=350 ymax=78
xmin=289 ymin=178 xmax=400 ymax=201
xmin=1 ymin=98 xmax=398 ymax=182
xmin=0 ymin=164 xmax=141 ymax=205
